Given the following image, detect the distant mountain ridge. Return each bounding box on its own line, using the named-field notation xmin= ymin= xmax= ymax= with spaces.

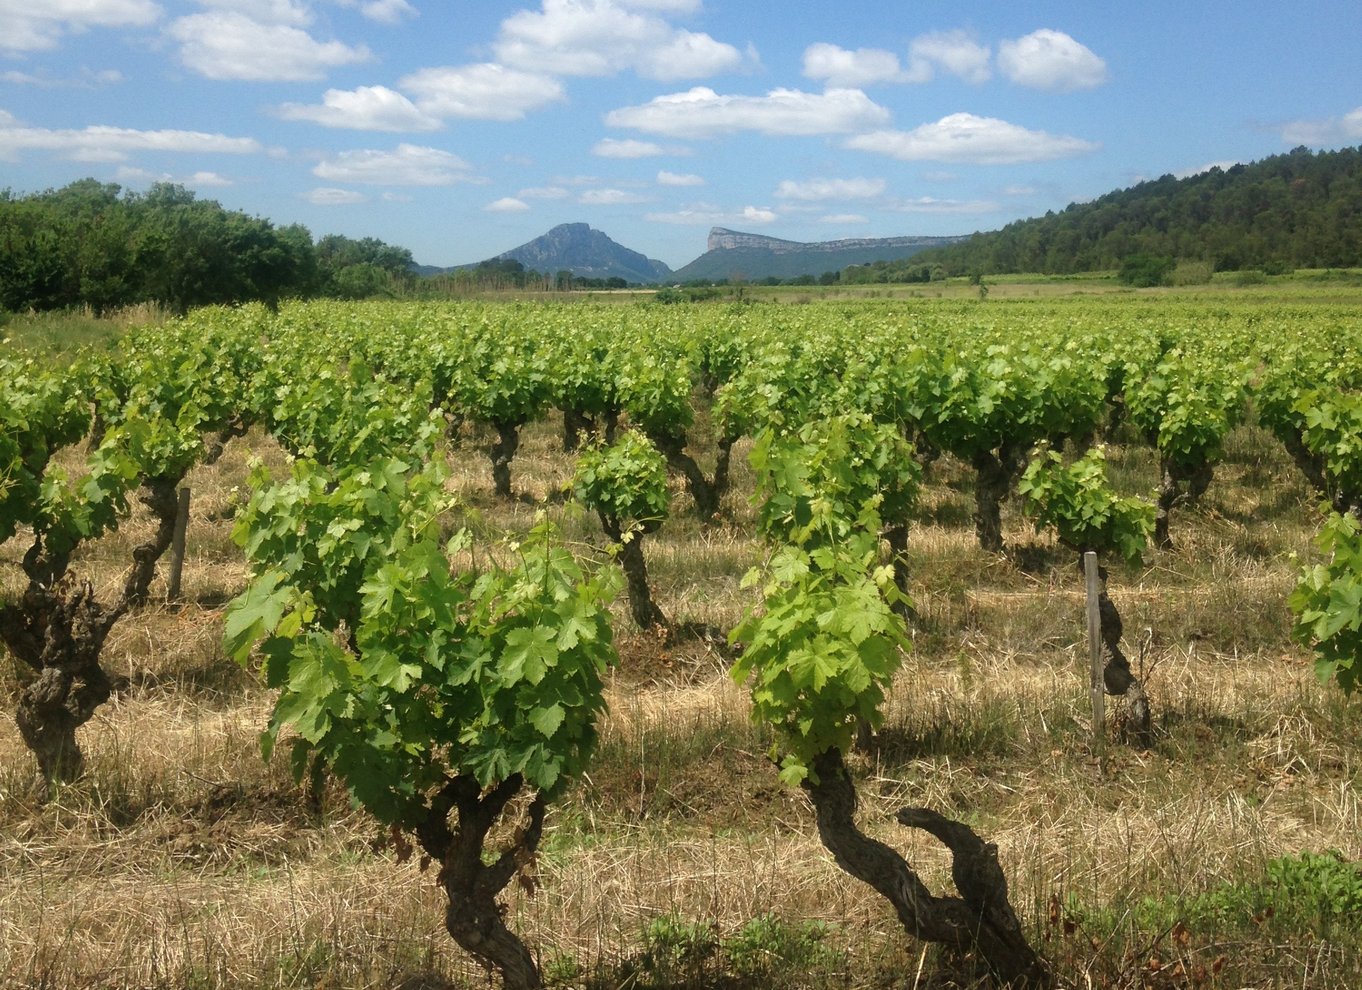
xmin=671 ymin=228 xmax=968 ymax=282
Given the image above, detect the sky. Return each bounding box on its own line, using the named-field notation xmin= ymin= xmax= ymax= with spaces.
xmin=2 ymin=2 xmax=1361 ymax=271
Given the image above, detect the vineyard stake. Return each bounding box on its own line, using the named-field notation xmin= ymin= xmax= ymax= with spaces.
xmin=168 ymin=486 xmax=191 ymax=601
xmin=1084 ymin=551 xmax=1106 ymax=771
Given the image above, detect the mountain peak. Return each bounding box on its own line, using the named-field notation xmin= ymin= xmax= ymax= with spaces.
xmin=496 ymin=223 xmax=672 ymax=284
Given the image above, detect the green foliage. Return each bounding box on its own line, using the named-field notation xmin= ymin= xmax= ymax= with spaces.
xmin=226 ymin=457 xmax=620 ymax=829
xmin=571 ymin=430 xmax=670 ymax=533
xmin=723 ymin=913 xmax=844 ymax=981
xmin=1297 ymin=389 xmax=1362 ymax=508
xmin=1290 ymin=510 xmax=1362 ymax=694
xmin=1117 ymin=254 xmax=1175 ymax=287
xmin=730 ymin=536 xmax=909 ymax=785
xmin=1018 ymin=444 xmax=1154 ymax=566
xmin=1126 ymin=346 xmax=1248 ymax=472
xmin=749 ymin=412 xmax=919 ymax=547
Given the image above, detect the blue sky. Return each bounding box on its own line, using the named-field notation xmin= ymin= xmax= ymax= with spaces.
xmin=2 ymin=1 xmax=1360 ymax=270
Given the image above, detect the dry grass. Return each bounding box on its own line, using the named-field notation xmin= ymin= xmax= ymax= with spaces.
xmin=3 ymin=398 xmax=1362 ymax=989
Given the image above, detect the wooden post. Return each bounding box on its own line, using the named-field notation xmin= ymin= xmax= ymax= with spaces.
xmin=1083 ymin=551 xmax=1106 ymax=771
xmin=167 ymin=486 xmax=191 ymax=601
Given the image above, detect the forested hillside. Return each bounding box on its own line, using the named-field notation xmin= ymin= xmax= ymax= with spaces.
xmin=916 ymin=145 xmax=1362 ymax=278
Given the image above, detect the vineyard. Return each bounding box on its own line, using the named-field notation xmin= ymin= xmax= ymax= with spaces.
xmin=3 ymin=290 xmax=1362 ymax=989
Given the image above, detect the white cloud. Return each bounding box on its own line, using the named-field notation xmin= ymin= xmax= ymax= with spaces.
xmin=819 ymin=213 xmax=868 ymax=224
xmin=1280 ymin=107 xmax=1362 ymax=146
xmin=593 ymin=137 xmax=664 ymax=158
xmin=195 ymin=0 xmax=311 ymax=25
xmin=494 ymin=0 xmax=743 ymax=81
xmin=775 ymin=177 xmax=885 ymax=201
xmin=802 ymin=43 xmax=904 ymax=88
xmin=518 ymin=185 xmax=570 ymax=199
xmin=305 ymin=186 xmax=368 ymax=205
xmin=657 ymin=170 xmax=703 ymax=186
xmin=605 ymin=86 xmax=890 ymax=139
xmin=400 ymin=63 xmax=564 ymax=121
xmin=645 ymin=202 xmax=778 ymax=225
xmin=998 ymin=30 xmax=1107 ymax=92
xmin=578 ymin=187 xmax=650 ymax=205
xmin=168 ymin=11 xmax=370 ymax=81
xmin=847 ymin=112 xmax=1098 ymax=164
xmin=905 ymin=30 xmax=991 ymax=84
xmin=0 ymin=0 xmax=161 ymax=54
xmin=890 ymin=196 xmax=997 ymax=214
xmin=0 ymin=67 xmax=125 ymax=88
xmin=313 ymin=143 xmax=477 ymax=185
xmin=0 ymin=111 xmax=262 ymax=163
xmin=277 ymin=86 xmax=441 ymax=131
xmin=334 ymin=0 xmax=416 ymax=24
xmin=486 ymin=196 xmax=531 ymax=212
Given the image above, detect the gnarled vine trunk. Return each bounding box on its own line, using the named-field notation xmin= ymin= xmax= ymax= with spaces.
xmin=415 ymin=774 xmax=545 ymax=990
xmin=972 ymin=442 xmax=1028 ymax=554
xmin=487 ymin=419 xmax=522 ymax=500
xmin=804 ymin=749 xmax=1050 ymax=989
xmin=649 ymin=431 xmax=725 ymax=522
xmin=601 ymin=515 xmax=668 ymax=633
xmin=1154 ymin=458 xmax=1213 ymax=550
xmin=1084 ymin=559 xmax=1153 ymax=746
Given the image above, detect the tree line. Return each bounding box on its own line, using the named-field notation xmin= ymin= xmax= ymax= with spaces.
xmin=0 ymin=179 xmax=419 ymax=314
xmin=913 ymin=144 xmax=1362 ymax=280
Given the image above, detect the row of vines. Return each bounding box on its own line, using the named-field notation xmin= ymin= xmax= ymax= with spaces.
xmin=3 ymin=297 xmax=1361 ymax=987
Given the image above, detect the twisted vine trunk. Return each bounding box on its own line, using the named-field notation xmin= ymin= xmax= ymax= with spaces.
xmin=123 ymin=477 xmax=181 ymax=607
xmin=601 ymin=515 xmax=668 ymax=633
xmin=487 ymin=419 xmax=522 ymax=500
xmin=416 ymin=775 xmax=545 ymax=990
xmin=649 ymin=431 xmax=724 ymax=522
xmin=804 ymin=750 xmax=1050 ymax=988
xmin=1085 ymin=559 xmax=1153 ymax=746
xmin=1 ymin=580 xmax=123 ymax=784
xmin=1153 ymin=458 xmax=1213 ymax=550
xmin=972 ymin=443 xmax=1028 ymax=554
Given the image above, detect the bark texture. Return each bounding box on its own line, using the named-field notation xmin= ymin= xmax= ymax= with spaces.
xmin=1153 ymin=458 xmax=1213 ymax=550
xmin=487 ymin=420 xmax=522 ymax=500
xmin=649 ymin=431 xmax=723 ymax=522
xmin=416 ymin=775 xmax=545 ymax=990
xmin=804 ymin=750 xmax=1050 ymax=989
xmin=600 ymin=514 xmax=668 ymax=633
xmin=1086 ymin=561 xmax=1153 ymax=746
xmin=971 ymin=443 xmax=1027 ymax=554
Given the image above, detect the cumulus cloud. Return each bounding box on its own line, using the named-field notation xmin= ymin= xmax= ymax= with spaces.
xmin=333 ymin=0 xmax=416 ymax=24
xmin=775 ymin=177 xmax=885 ymax=200
xmin=645 ymin=202 xmax=778 ymax=225
xmin=802 ymin=43 xmax=905 ymax=88
xmin=276 ymin=86 xmax=441 ymax=131
xmin=819 ymin=214 xmax=868 ymax=224
xmin=578 ymin=187 xmax=650 ymax=204
xmin=657 ymin=170 xmax=703 ymax=186
xmin=0 ymin=110 xmax=262 ymax=162
xmin=997 ymin=29 xmax=1107 ymax=91
xmin=493 ymin=0 xmax=744 ymax=81
xmin=605 ymin=86 xmax=890 ymax=139
xmin=168 ymin=10 xmax=370 ymax=81
xmin=399 ymin=63 xmax=564 ymax=121
xmin=846 ymin=112 xmax=1098 ymax=164
xmin=0 ymin=0 xmax=161 ymax=54
xmin=593 ymin=137 xmax=665 ymax=158
xmin=518 ymin=185 xmax=571 ymax=199
xmin=313 ymin=143 xmax=477 ymax=185
xmin=304 ymin=186 xmax=368 ymax=205
xmin=1280 ymin=107 xmax=1362 ymax=146
xmin=486 ymin=196 xmax=531 ymax=212
xmin=890 ymin=195 xmax=997 ymax=214
xmin=905 ymin=30 xmax=991 ymax=84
